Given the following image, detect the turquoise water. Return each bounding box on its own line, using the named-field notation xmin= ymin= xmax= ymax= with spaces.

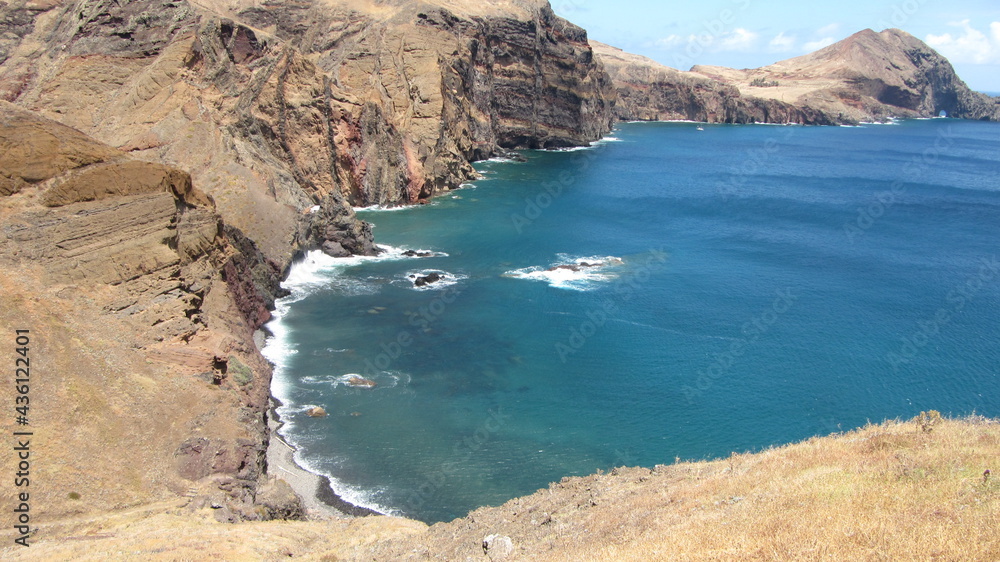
xmin=264 ymin=119 xmax=1000 ymax=523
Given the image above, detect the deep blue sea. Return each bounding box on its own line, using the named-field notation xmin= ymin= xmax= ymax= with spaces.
xmin=264 ymin=119 xmax=1000 ymax=523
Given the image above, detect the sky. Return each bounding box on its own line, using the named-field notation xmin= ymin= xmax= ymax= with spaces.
xmin=551 ymin=0 xmax=1000 ymax=92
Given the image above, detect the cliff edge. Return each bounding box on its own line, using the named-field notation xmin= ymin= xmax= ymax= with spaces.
xmin=0 ymin=102 xmax=310 ymax=524
xmin=4 ymin=416 xmax=998 ymax=560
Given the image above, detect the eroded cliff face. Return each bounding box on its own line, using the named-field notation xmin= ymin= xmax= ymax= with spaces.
xmin=729 ymin=28 xmax=1000 ymax=122
xmin=235 ymin=0 xmax=615 ymax=204
xmin=0 ymin=0 xmax=614 ymax=257
xmin=0 ymin=102 xmax=300 ymax=522
xmin=594 ymin=42 xmax=838 ymax=125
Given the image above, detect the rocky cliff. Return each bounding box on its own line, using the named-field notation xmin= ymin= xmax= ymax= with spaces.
xmin=0 ymin=0 xmax=614 ymax=263
xmin=597 ymin=29 xmax=1000 ymax=125
xmin=0 ymin=102 xmax=306 ymax=522
xmin=594 ymin=41 xmax=839 ymax=125
xmin=2 ymin=0 xmax=999 ymax=554
xmin=0 ymin=0 xmax=615 ymax=526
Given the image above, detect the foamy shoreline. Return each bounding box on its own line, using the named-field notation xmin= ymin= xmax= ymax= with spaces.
xmin=259 ymin=247 xmax=432 ymax=520
xmin=265 ymin=396 xmax=381 ymax=519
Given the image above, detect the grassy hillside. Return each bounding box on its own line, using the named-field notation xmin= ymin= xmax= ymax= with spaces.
xmin=4 ymin=415 xmax=997 ymax=560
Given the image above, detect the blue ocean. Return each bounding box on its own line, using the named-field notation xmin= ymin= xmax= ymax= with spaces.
xmin=264 ymin=119 xmax=1000 ymax=523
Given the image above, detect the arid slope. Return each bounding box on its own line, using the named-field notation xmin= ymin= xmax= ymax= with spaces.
xmin=3 ymin=417 xmax=998 ymax=560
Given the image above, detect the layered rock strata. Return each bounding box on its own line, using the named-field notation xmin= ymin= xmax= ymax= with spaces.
xmin=0 ymin=102 xmax=300 ymax=522
xmin=0 ymin=0 xmax=615 ymax=261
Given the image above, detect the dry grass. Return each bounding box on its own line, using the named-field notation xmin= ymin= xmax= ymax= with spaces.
xmin=360 ymin=415 xmax=1000 ymax=561
xmin=527 ymin=417 xmax=1000 ymax=562
xmin=6 ymin=416 xmax=995 ymax=560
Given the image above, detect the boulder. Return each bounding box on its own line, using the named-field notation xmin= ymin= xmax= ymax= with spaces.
xmin=412 ymin=272 xmax=445 ymax=287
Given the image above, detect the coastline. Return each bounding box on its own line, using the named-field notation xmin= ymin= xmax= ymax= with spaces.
xmin=266 ymin=397 xmax=382 ymax=519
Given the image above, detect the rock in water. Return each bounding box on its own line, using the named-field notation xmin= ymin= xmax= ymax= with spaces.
xmin=306 ymin=407 xmax=327 ymax=418
xmin=413 ymin=272 xmax=445 ymax=287
xmin=403 ymin=250 xmax=435 ymax=258
xmin=346 ymin=376 xmax=377 ymax=389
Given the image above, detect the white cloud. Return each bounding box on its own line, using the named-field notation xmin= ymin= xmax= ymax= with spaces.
xmin=925 ymin=20 xmax=1000 ymax=64
xmin=816 ymin=23 xmax=840 ymax=37
xmin=768 ymin=32 xmax=797 ymax=52
xmin=719 ymin=28 xmax=759 ymax=51
xmin=654 ymin=35 xmax=686 ymax=49
xmin=652 ymin=28 xmax=759 ymax=53
xmin=804 ymin=37 xmax=836 ymax=51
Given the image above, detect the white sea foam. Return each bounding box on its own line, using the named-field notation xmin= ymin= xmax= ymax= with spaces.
xmin=485 ymin=156 xmax=523 ymax=163
xmin=353 ymin=204 xmax=414 ymax=212
xmin=860 ymin=118 xmax=901 ymax=126
xmin=280 ymin=246 xmax=449 ymax=295
xmin=328 ymin=372 xmax=409 ymax=389
xmin=503 ymin=254 xmax=624 ymax=291
xmin=285 ymin=442 xmax=396 ymax=516
xmin=263 ymin=242 xmax=453 ymax=513
xmin=546 ymin=145 xmax=592 ymax=152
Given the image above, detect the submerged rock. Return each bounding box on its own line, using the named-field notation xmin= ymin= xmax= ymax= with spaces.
xmin=346 ymin=376 xmax=377 ymax=389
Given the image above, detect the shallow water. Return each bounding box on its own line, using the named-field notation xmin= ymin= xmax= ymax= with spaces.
xmin=265 ymin=119 xmax=1000 ymax=523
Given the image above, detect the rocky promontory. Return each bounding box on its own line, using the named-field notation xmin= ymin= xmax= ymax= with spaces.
xmin=597 ymin=29 xmax=1000 ymax=125
xmin=594 ymin=41 xmax=839 ymax=124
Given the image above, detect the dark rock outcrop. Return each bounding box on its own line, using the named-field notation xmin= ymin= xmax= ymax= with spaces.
xmin=412 ymin=272 xmax=445 ymax=287
xmin=306 ymin=192 xmax=377 ymax=258
xmin=222 ymin=224 xmax=289 ymax=331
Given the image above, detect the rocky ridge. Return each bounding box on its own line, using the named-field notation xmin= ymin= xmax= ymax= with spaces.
xmin=0 ymin=0 xmax=614 ymax=264
xmin=597 ymin=29 xmax=1000 ymax=125
xmin=594 ymin=41 xmax=839 ymax=125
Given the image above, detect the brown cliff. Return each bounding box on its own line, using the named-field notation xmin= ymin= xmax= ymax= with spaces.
xmin=1 ymin=0 xmax=999 ymax=557
xmin=0 ymin=0 xmax=614 ymax=261
xmin=0 ymin=102 xmax=300 ymax=523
